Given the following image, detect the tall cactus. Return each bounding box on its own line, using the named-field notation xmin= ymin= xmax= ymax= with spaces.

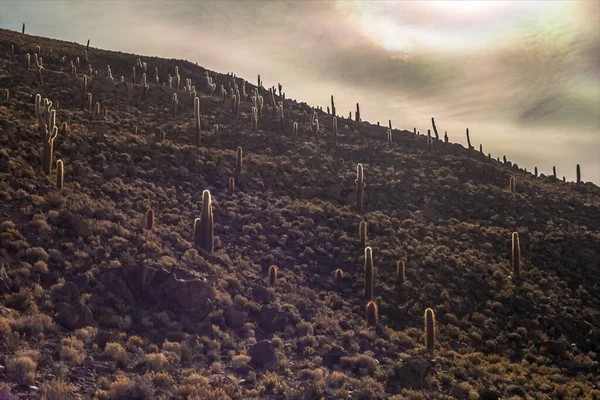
xmin=387 ymin=129 xmax=392 ymax=145
xmin=534 ymin=167 xmax=538 ymax=177
xmin=431 ymin=117 xmax=439 ymax=140
xmin=236 ymin=147 xmax=243 ymax=174
xmin=355 ymin=164 xmax=366 ymax=212
xmin=332 ymin=117 xmax=338 ymax=146
xmin=359 ymin=221 xmax=367 ymax=247
xmin=200 ymin=190 xmax=214 ymax=253
xmin=194 ymin=96 xmax=201 ymax=146
xmin=171 ymin=93 xmax=178 ymax=118
xmin=364 ymin=246 xmax=374 ymax=301
xmin=576 ymin=164 xmax=581 ymax=183
xmin=397 ymin=260 xmax=405 ymax=284
xmin=268 ymin=265 xmax=278 ymax=286
xmin=444 ymin=131 xmax=448 ymax=143
xmin=512 ymin=232 xmax=521 ymax=278
xmin=229 ymin=177 xmax=235 ymax=192
xmin=366 ymin=301 xmax=378 ymax=327
xmin=331 ymin=95 xmax=336 ymax=117
xmin=146 ymin=209 xmax=154 ymax=230
xmin=425 ymin=308 xmax=436 ymax=351
xmin=292 ymin=122 xmax=298 ymax=139
xmin=335 ymin=268 xmax=343 ymax=282
xmin=56 ymin=159 xmax=64 ymax=190
xmin=553 ymin=166 xmax=557 ymax=179
xmin=355 ymin=103 xmax=360 ymax=123
xmin=510 ymin=177 xmax=516 ymax=193
xmin=427 ymin=130 xmax=432 ymax=151
xmin=43 ymin=126 xmax=58 ymax=175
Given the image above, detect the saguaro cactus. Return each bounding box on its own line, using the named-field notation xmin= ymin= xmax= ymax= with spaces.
xmin=510 ymin=177 xmax=516 ymax=193
xmin=331 ymin=95 xmax=336 ymax=117
xmin=427 ymin=130 xmax=432 ymax=151
xmin=43 ymin=126 xmax=58 ymax=175
xmin=534 ymin=167 xmax=538 ymax=177
xmin=366 ymin=301 xmax=378 ymax=327
xmin=171 ymin=93 xmax=178 ymax=118
xmin=335 ymin=268 xmax=343 ymax=282
xmin=200 ymin=190 xmax=214 ymax=253
xmin=355 ymin=164 xmax=366 ymax=212
xmin=553 ymin=166 xmax=557 ymax=179
xmin=332 ymin=117 xmax=338 ymax=146
xmin=387 ymin=129 xmax=392 ymax=145
xmin=397 ymin=261 xmax=405 ymax=284
xmin=425 ymin=308 xmax=436 ymax=351
xmin=512 ymin=232 xmax=521 ymax=278
xmin=236 ymin=146 xmax=243 ymax=174
xmin=359 ymin=221 xmax=367 ymax=247
xmin=364 ymin=246 xmax=374 ymax=301
xmin=146 ymin=209 xmax=154 ymax=230
xmin=268 ymin=265 xmax=278 ymax=286
xmin=292 ymin=122 xmax=298 ymax=139
xmin=577 ymin=164 xmax=581 ymax=183
xmin=444 ymin=131 xmax=448 ymax=143
xmin=431 ymin=117 xmax=439 ymax=140
xmin=194 ymin=96 xmax=201 ymax=146
xmin=229 ymin=177 xmax=235 ymax=192
xmin=389 ymin=120 xmax=392 ymax=130
xmin=56 ymin=159 xmax=64 ymax=190
xmin=355 ymin=103 xmax=360 ymax=123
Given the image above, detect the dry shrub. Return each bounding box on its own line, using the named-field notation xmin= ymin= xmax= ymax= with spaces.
xmin=7 ymin=354 xmax=37 ymax=385
xmin=42 ymin=379 xmax=74 ymax=400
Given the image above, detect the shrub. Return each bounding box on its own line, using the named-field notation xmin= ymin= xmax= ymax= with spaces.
xmin=7 ymin=354 xmax=37 ymax=385
xmin=42 ymin=380 xmax=74 ymax=400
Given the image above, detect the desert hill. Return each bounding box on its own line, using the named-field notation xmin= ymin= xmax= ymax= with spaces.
xmin=0 ymin=28 xmax=599 ymax=399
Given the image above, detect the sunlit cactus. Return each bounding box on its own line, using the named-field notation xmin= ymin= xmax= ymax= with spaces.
xmin=171 ymin=93 xmax=178 ymax=118
xmin=82 ymin=75 xmax=87 ymax=96
xmin=43 ymin=126 xmax=58 ymax=175
xmin=268 ymin=265 xmax=278 ymax=286
xmin=103 ymin=105 xmax=108 ymax=118
xmin=364 ymin=246 xmax=374 ymax=301
xmin=335 ymin=268 xmax=343 ymax=282
xmin=214 ymin=124 xmax=219 ymax=135
xmin=194 ymin=96 xmax=201 ymax=146
xmin=236 ymin=146 xmax=243 ymax=175
xmin=87 ymin=93 xmax=93 ymax=111
xmin=387 ymin=129 xmax=392 ymax=145
xmin=366 ymin=300 xmax=378 ymax=327
xmin=229 ymin=177 xmax=235 ymax=192
xmin=200 ymin=190 xmax=214 ymax=253
xmin=95 ymin=102 xmax=100 ymax=117
xmin=510 ymin=176 xmax=516 ymax=193
xmin=293 ymin=122 xmax=298 ymax=139
xmin=359 ymin=220 xmax=367 ymax=247
xmin=355 ymin=164 xmax=366 ymax=212
xmin=353 ymin=129 xmax=358 ymax=141
xmin=132 ymin=66 xmax=136 ymax=84
xmin=425 ymin=308 xmax=436 ymax=351
xmin=512 ymin=232 xmax=521 ymax=278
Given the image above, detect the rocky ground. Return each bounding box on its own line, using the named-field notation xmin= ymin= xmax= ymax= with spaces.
xmin=0 ymin=28 xmax=599 ymax=400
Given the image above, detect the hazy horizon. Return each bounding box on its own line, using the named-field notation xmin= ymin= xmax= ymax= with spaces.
xmin=1 ymin=0 xmax=598 ymax=183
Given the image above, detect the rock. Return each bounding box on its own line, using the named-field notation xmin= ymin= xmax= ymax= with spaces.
xmin=56 ymin=301 xmax=93 ymax=330
xmin=339 ymin=320 xmax=354 ymax=331
xmin=58 ymin=282 xmax=80 ymax=302
xmin=98 ymin=265 xmax=214 ymax=320
xmin=396 ymin=357 xmax=432 ymax=389
xmin=95 ymin=330 xmax=119 ymax=347
xmin=259 ymin=306 xmax=293 ymax=333
xmin=249 ymin=340 xmax=278 ymax=369
xmin=224 ymin=308 xmax=246 ymax=330
xmin=323 ymin=345 xmax=346 ymax=367
xmin=506 ymin=385 xmax=526 ymax=397
xmin=71 ymin=274 xmax=90 ymax=291
xmin=543 ymin=340 xmax=570 ymax=357
xmin=252 ymin=285 xmax=274 ymax=304
xmin=480 ymin=388 xmax=501 ymax=400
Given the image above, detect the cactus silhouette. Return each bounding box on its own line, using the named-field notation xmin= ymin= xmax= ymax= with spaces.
xmin=512 ymin=232 xmax=521 ymax=278
xmin=366 ymin=300 xmax=378 ymax=327
xmin=577 ymin=164 xmax=581 ymax=183
xmin=56 ymin=159 xmax=64 ymax=190
xmin=146 ymin=209 xmax=154 ymax=230
xmin=425 ymin=308 xmax=436 ymax=351
xmin=236 ymin=147 xmax=243 ymax=175
xmin=359 ymin=221 xmax=367 ymax=247
xmin=431 ymin=117 xmax=439 ymax=140
xmin=397 ymin=261 xmax=405 ymax=284
xmin=364 ymin=247 xmax=374 ymax=301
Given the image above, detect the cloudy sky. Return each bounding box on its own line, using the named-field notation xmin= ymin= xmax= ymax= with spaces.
xmin=2 ymin=0 xmax=599 ymax=183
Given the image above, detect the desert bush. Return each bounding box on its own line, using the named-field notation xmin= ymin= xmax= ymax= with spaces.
xmin=11 ymin=314 xmax=55 ymax=335
xmin=7 ymin=354 xmax=37 ymax=385
xmin=42 ymin=379 xmax=74 ymax=400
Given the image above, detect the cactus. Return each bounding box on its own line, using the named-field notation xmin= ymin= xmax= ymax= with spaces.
xmin=479 ymin=144 xmax=483 ymax=154
xmin=103 ymin=105 xmax=108 ymax=118
xmin=431 ymin=117 xmax=439 ymax=140
xmin=214 ymin=124 xmax=219 ymax=135
xmin=134 ymin=126 xmax=138 ymax=134
xmin=158 ymin=130 xmax=166 ymax=142
xmin=293 ymin=122 xmax=298 ymax=139
xmin=26 ymin=53 xmax=30 ymax=70
xmin=355 ymin=103 xmax=360 ymax=123
xmin=146 ymin=209 xmax=154 ymax=230
xmin=553 ymin=166 xmax=557 ymax=178
xmin=236 ymin=147 xmax=243 ymax=174
xmin=43 ymin=126 xmax=58 ymax=175
xmin=87 ymin=93 xmax=92 ymax=111
xmin=387 ymin=129 xmax=392 ymax=145
xmin=10 ymin=44 xmax=14 ymax=61
xmin=268 ymin=265 xmax=278 ymax=286
xmin=425 ymin=308 xmax=436 ymax=351
xmin=335 ymin=268 xmax=343 ymax=282
xmin=22 ymin=23 xmax=25 ymax=35
xmin=364 ymin=246 xmax=374 ymax=301
xmin=313 ymin=119 xmax=319 ymax=138
xmin=359 ymin=220 xmax=367 ymax=247
xmin=86 ymin=39 xmax=90 ymax=51
xmin=366 ymin=300 xmax=378 ymax=327
xmin=534 ymin=167 xmax=538 ymax=177
xmin=510 ymin=176 xmax=516 ymax=193
xmin=331 ymin=95 xmax=336 ymax=117
xmin=82 ymin=75 xmax=87 ymax=96
xmin=466 ymin=128 xmax=472 ymax=150
xmin=229 ymin=177 xmax=235 ymax=192
xmin=577 ymin=164 xmax=581 ymax=183
xmin=397 ymin=261 xmax=405 ymax=284
xmin=353 ymin=129 xmax=358 ymax=141
xmin=389 ymin=120 xmax=392 ymax=130
xmin=132 ymin=66 xmax=136 ymax=84
xmin=512 ymin=232 xmax=521 ymax=278
xmin=95 ymin=102 xmax=100 ymax=117
xmin=194 ymin=96 xmax=201 ymax=146
xmin=355 ymin=164 xmax=366 ymax=212
xmin=56 ymin=159 xmax=64 ymax=190
xmin=200 ymin=190 xmax=214 ymax=253
xmin=332 ymin=117 xmax=338 ymax=146
xmin=4 ymin=89 xmax=8 ymax=102
xmin=172 ymin=93 xmax=178 ymax=118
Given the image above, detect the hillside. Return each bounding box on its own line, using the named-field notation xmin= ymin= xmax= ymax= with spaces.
xmin=0 ymin=28 xmax=599 ymax=400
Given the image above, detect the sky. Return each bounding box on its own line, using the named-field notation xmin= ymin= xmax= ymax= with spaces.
xmin=1 ymin=0 xmax=599 ymax=183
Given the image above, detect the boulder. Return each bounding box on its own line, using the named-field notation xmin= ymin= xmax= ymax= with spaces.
xmin=224 ymin=308 xmax=246 ymax=330
xmin=396 ymin=357 xmax=432 ymax=389
xmin=259 ymin=306 xmax=293 ymax=333
xmin=56 ymin=301 xmax=93 ymax=330
xmin=543 ymin=340 xmax=570 ymax=357
xmin=249 ymin=340 xmax=278 ymax=369
xmin=58 ymin=282 xmax=80 ymax=302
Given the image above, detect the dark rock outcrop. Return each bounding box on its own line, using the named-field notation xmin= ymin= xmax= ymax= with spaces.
xmin=249 ymin=340 xmax=278 ymax=368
